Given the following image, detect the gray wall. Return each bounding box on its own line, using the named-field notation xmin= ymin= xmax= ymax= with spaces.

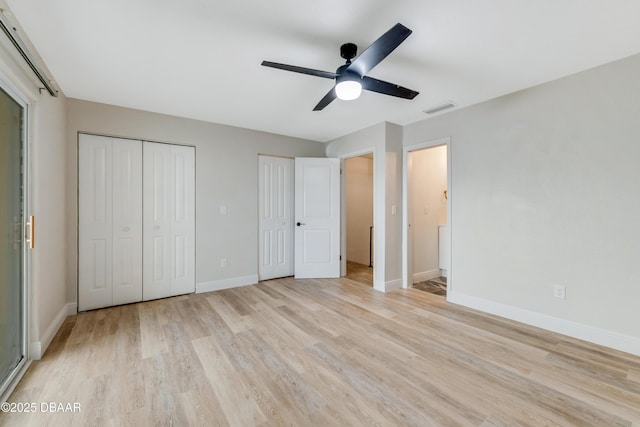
xmin=66 ymin=99 xmax=325 ymax=302
xmin=405 ymin=53 xmax=640 ymax=350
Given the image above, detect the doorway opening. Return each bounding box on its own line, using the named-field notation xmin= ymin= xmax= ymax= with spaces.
xmin=404 ymin=141 xmax=449 ymax=296
xmin=344 ymin=153 xmax=374 ymax=286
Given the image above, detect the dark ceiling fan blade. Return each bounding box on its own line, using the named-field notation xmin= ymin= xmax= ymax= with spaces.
xmin=361 ymin=76 xmax=419 ymax=99
xmin=313 ymin=87 xmax=337 ymax=111
xmin=261 ymin=61 xmax=338 ymax=79
xmin=347 ymin=23 xmax=412 ymax=76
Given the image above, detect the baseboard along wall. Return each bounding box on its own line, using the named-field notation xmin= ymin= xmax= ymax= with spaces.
xmin=448 ymin=290 xmax=640 ymax=357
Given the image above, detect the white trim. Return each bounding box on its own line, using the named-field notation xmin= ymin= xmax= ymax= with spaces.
xmin=448 ymin=290 xmax=640 ymax=357
xmin=29 ymin=302 xmax=75 ymax=360
xmin=373 ymin=281 xmax=385 ymax=293
xmin=385 ymin=278 xmax=403 ymax=292
xmin=196 ymin=275 xmax=259 ymax=293
xmin=29 ymin=343 xmax=41 ymax=361
xmin=337 ymin=147 xmax=377 ymax=159
xmin=412 ymin=269 xmax=441 ymax=283
xmin=402 ymin=137 xmax=452 ymax=291
xmin=66 ymin=303 xmax=78 ymax=316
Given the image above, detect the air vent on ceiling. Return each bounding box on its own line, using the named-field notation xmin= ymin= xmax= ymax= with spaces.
xmin=423 ymin=101 xmax=456 ymax=115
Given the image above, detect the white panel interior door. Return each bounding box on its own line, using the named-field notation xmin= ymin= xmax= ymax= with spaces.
xmin=79 ymin=134 xmax=114 ymax=310
xmin=79 ymin=135 xmax=143 ymax=310
xmin=258 ymin=155 xmax=294 ymax=281
xmin=294 ymin=157 xmax=340 ymax=278
xmin=169 ymin=144 xmax=196 ymax=296
xmin=112 ymin=138 xmax=143 ymax=305
xmin=143 ymin=142 xmax=195 ymax=300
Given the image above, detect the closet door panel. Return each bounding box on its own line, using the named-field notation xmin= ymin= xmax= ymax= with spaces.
xmin=143 ymin=142 xmax=172 ymax=301
xmin=78 ymin=134 xmax=114 ymax=311
xmin=80 ymin=136 xmax=194 ymax=309
xmin=112 ymin=139 xmax=143 ymax=305
xmin=170 ymin=145 xmax=195 ymax=296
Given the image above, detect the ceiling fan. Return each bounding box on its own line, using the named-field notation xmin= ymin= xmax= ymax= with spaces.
xmin=261 ymin=23 xmax=419 ymax=111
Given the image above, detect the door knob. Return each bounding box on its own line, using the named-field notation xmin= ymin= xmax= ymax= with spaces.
xmin=122 ymin=226 xmax=130 ymax=232
xmin=296 ymin=222 xmax=306 ymax=226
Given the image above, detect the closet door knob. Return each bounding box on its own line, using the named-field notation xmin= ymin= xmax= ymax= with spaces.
xmin=296 ymin=222 xmax=306 ymax=226
xmin=154 ymin=225 xmax=160 ymax=231
xmin=122 ymin=226 xmax=130 ymax=232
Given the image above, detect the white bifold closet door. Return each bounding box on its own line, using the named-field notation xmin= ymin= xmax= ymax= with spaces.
xmin=143 ymin=142 xmax=195 ymax=301
xmin=79 ymin=135 xmax=195 ymax=311
xmin=78 ymin=135 xmax=143 ymax=311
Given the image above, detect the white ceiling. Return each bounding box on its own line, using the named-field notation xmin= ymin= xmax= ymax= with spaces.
xmin=6 ymin=0 xmax=640 ymax=142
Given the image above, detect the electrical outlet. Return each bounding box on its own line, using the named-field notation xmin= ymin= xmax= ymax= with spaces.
xmin=554 ymin=285 xmax=566 ymax=300
xmin=220 ymin=258 xmax=227 ymax=268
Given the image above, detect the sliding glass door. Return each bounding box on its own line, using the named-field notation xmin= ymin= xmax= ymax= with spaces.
xmin=0 ymin=83 xmax=27 ymax=396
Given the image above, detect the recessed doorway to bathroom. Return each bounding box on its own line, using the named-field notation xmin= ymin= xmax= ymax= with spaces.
xmin=407 ymin=144 xmax=449 ymax=296
xmin=344 ymin=154 xmax=374 ymax=286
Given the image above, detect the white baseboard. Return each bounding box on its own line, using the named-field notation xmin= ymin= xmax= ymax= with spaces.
xmin=448 ymin=290 xmax=640 ymax=357
xmin=196 ymin=275 xmax=259 ymax=293
xmin=30 ymin=302 xmax=76 ymax=360
xmin=65 ymin=302 xmax=78 ymax=316
xmin=412 ymin=269 xmax=441 ymax=284
xmin=373 ymin=280 xmax=385 ymax=292
xmin=385 ymin=278 xmax=403 ymax=292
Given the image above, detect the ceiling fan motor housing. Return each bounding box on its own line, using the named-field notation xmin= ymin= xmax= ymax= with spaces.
xmin=336 ymin=65 xmax=362 ymax=82
xmin=340 ymin=43 xmax=358 ymax=62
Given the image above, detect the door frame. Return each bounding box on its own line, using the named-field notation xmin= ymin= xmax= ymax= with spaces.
xmin=337 ymin=147 xmax=379 ymax=288
xmin=0 ymin=75 xmax=31 ymax=399
xmin=402 ymin=137 xmax=452 ymax=297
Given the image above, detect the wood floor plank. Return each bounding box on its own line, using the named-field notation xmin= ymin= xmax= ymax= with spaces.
xmin=3 ymin=277 xmax=640 ymax=426
xmin=205 ymin=293 xmax=256 ymax=334
xmin=138 ymin=300 xmax=170 ymax=358
xmin=179 ymin=385 xmax=230 ymax=427
xmin=191 ymin=335 xmax=267 ymax=426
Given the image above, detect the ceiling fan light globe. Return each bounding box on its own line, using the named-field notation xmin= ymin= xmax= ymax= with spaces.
xmin=335 ymin=80 xmax=362 ymax=100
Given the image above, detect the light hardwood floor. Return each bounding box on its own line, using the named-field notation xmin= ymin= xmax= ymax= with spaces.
xmin=345 ymin=261 xmax=373 ymax=286
xmin=2 ymin=277 xmax=640 ymax=426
